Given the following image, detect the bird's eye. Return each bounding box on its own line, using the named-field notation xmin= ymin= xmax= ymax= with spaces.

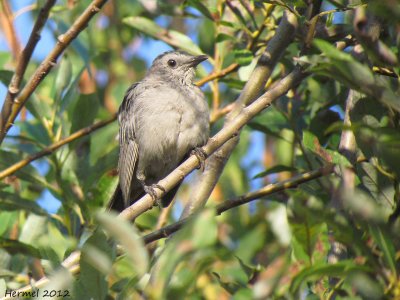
xmin=167 ymin=59 xmax=177 ymax=68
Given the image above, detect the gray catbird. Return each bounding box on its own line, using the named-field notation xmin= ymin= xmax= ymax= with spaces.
xmin=109 ymin=51 xmax=210 ymax=211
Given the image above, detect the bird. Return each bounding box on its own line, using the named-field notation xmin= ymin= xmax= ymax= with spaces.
xmin=108 ymin=50 xmax=210 ymax=211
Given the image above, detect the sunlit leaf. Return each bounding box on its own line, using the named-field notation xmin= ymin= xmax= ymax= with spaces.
xmin=123 ymin=16 xmax=205 ymax=56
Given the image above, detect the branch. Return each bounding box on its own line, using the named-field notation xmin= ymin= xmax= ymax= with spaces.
xmin=0 ymin=0 xmax=21 ymax=59
xmin=0 ymin=0 xmax=56 ymax=142
xmin=0 ymin=72 xmax=237 ymax=181
xmin=0 ymin=12 xmax=302 ymax=296
xmin=0 ymin=115 xmax=116 ymax=180
xmin=119 ymin=65 xmax=307 ymax=221
xmin=143 ymin=164 xmax=334 ymax=244
xmin=196 ymin=63 xmax=239 ymax=87
xmin=1 ymin=251 xmax=81 ymax=300
xmin=353 ymin=6 xmax=398 ymax=66
xmin=180 ymin=11 xmax=299 ymax=219
xmin=0 ymin=0 xmax=109 ymax=146
xmin=1 ymin=163 xmax=332 ymax=299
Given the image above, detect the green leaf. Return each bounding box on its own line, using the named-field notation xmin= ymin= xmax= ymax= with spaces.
xmin=0 ymin=238 xmax=40 ymax=258
xmin=253 ymin=165 xmax=298 ymax=179
xmin=0 ymin=212 xmax=15 ymax=236
xmin=0 ymin=70 xmax=13 ymax=85
xmin=290 ymin=261 xmax=370 ymax=294
xmin=314 ymin=39 xmax=353 ymax=62
xmin=147 ymin=209 xmax=217 ymax=298
xmin=212 ymin=272 xmax=242 ymax=294
xmin=69 ymin=93 xmax=100 ymax=133
xmin=75 ymin=229 xmax=113 ymax=300
xmin=302 ymin=131 xmax=351 ymax=167
xmin=233 ymin=49 xmax=253 ymax=66
xmin=0 ymin=150 xmax=49 ymax=187
xmin=215 ymin=33 xmax=236 ymax=43
xmin=311 ymin=39 xmax=400 ymax=113
xmin=369 ymin=225 xmax=397 ymax=277
xmin=0 ymin=191 xmax=48 ymax=215
xmin=220 ymin=78 xmax=246 ymax=90
xmin=342 ymin=188 xmax=391 ymax=222
xmin=96 ymin=212 xmax=149 ymax=277
xmin=54 ymin=55 xmax=73 ymax=99
xmin=123 ymin=16 xmax=205 ymax=57
xmin=235 ymin=256 xmax=258 ymax=281
xmin=184 ymin=0 xmax=215 ymax=20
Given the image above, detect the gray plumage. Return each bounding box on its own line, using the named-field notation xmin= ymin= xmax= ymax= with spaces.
xmin=109 ymin=51 xmax=209 ymax=211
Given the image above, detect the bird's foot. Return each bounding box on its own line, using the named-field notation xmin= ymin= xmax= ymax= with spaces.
xmin=143 ymin=184 xmax=166 ymax=207
xmin=191 ymin=147 xmax=207 ymax=171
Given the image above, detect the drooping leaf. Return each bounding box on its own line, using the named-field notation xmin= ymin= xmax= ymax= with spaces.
xmin=290 ymin=261 xmax=370 ymax=294
xmin=0 ymin=191 xmax=48 ymax=215
xmin=75 ymin=229 xmax=113 ymax=300
xmin=0 ymin=238 xmax=41 ymax=258
xmin=184 ymin=0 xmax=215 ymax=20
xmin=96 ymin=212 xmax=149 ymax=277
xmin=253 ymin=165 xmax=298 ymax=179
xmin=369 ymin=225 xmax=397 ymax=277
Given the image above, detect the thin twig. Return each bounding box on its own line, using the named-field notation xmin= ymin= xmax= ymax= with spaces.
xmin=0 ymin=0 xmax=56 ymax=142
xmin=143 ymin=164 xmax=334 ymax=244
xmin=0 ymin=115 xmax=116 ymax=180
xmin=0 ymin=0 xmax=109 ymax=145
xmin=196 ymin=63 xmax=239 ymax=87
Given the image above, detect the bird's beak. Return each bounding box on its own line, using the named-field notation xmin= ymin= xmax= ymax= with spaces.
xmin=187 ymin=55 xmax=208 ymax=67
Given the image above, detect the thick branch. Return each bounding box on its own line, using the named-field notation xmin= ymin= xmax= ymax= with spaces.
xmin=0 ymin=0 xmax=56 ymax=141
xmin=0 ymin=115 xmax=116 ymax=180
xmin=0 ymin=0 xmax=109 ymax=145
xmin=119 ymin=66 xmax=307 ymax=221
xmin=180 ymin=11 xmax=299 ymax=218
xmin=143 ymin=164 xmax=334 ymax=244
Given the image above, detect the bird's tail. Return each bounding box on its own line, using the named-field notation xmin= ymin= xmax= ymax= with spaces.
xmin=107 ymin=181 xmax=182 ymax=212
xmin=107 ymin=184 xmax=126 ymax=212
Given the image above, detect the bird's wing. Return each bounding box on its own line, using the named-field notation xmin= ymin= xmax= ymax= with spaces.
xmin=118 ymin=83 xmax=140 ymax=207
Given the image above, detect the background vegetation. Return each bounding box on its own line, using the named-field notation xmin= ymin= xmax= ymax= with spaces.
xmin=0 ymin=0 xmax=399 ymax=299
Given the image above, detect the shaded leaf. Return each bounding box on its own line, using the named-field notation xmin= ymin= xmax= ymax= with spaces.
xmin=290 ymin=261 xmax=370 ymax=294
xmin=0 ymin=238 xmax=40 ymax=258
xmin=253 ymin=165 xmax=298 ymax=179
xmin=96 ymin=212 xmax=149 ymax=277
xmin=233 ymin=49 xmax=253 ymax=66
xmin=369 ymin=225 xmax=397 ymax=277
xmin=75 ymin=229 xmax=113 ymax=300
xmin=0 ymin=191 xmax=48 ymax=215
xmin=212 ymin=271 xmax=242 ymax=294
xmin=184 ymin=0 xmax=214 ymax=20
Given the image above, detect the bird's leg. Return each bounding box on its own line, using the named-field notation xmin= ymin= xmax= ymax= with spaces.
xmin=191 ymin=147 xmax=207 ymax=171
xmin=143 ymin=183 xmax=166 ymax=207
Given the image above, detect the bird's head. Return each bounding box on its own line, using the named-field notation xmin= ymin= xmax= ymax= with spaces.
xmin=148 ymin=51 xmax=208 ymax=85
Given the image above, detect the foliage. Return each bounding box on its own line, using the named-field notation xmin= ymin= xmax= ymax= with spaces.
xmin=0 ymin=0 xmax=399 ymax=299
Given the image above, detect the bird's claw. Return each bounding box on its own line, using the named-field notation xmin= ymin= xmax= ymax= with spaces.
xmin=143 ymin=184 xmax=166 ymax=207
xmin=191 ymin=147 xmax=207 ymax=171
